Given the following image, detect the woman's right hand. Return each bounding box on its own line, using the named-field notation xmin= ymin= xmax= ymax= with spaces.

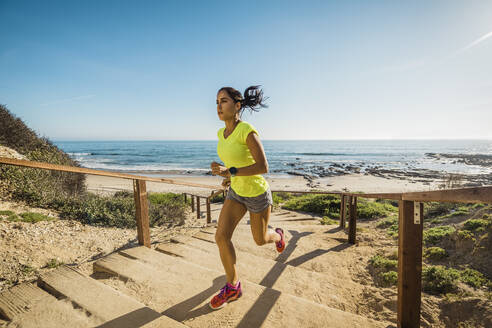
xmin=221 ymin=177 xmax=231 ymax=188
xmin=211 ymin=161 xmax=231 ymax=177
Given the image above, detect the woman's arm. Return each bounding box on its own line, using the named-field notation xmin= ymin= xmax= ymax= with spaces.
xmin=236 ymin=131 xmax=269 ymax=176
xmin=211 ymin=132 xmax=268 ymax=177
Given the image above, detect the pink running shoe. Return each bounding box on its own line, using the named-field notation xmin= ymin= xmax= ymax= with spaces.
xmin=209 ymin=281 xmax=242 ymax=310
xmin=275 ymin=228 xmax=285 ymax=253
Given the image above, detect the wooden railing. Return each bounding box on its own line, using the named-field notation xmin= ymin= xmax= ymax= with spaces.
xmin=0 ymin=157 xmax=222 ymax=248
xmin=272 ymin=187 xmax=491 ymax=328
xmin=1 ymin=156 xmax=491 ymax=328
xmin=183 ymin=189 xmax=224 ymax=224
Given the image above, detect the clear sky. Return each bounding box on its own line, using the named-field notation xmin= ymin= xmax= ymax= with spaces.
xmin=1 ymin=0 xmax=491 ymax=140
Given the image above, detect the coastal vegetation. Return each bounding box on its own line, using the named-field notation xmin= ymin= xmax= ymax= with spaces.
xmin=271 ymin=191 xmax=492 ymax=299
xmin=276 ymin=192 xmax=397 ymax=220
xmin=373 ymin=202 xmax=492 ymax=296
xmin=0 ymin=104 xmax=191 ymax=228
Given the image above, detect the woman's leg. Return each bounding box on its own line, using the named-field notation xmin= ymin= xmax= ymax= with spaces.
xmin=215 ymin=198 xmax=247 ymax=284
xmin=249 ymin=205 xmax=281 ymax=246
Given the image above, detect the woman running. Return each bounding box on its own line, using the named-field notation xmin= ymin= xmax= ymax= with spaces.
xmin=209 ymin=85 xmax=286 ymax=310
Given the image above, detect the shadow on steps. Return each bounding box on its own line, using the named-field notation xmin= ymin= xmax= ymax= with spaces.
xmin=161 ymin=275 xmax=225 ymax=322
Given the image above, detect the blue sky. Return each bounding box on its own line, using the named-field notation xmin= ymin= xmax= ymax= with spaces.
xmin=1 ymin=0 xmax=491 ymax=140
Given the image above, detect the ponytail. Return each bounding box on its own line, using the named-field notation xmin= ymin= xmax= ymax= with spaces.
xmin=218 ymin=85 xmax=268 ymax=117
xmin=241 ymin=85 xmax=268 ymax=114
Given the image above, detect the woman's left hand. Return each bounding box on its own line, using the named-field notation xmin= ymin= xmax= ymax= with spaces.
xmin=211 ymin=161 xmax=231 ymax=177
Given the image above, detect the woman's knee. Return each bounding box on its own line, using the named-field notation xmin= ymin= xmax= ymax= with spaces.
xmin=215 ymin=231 xmax=231 ymax=245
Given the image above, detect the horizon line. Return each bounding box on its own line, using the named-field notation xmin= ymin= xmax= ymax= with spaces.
xmin=52 ymin=138 xmax=492 ymax=142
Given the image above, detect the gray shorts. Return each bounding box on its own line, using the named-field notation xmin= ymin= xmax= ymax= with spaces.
xmin=226 ymin=187 xmax=274 ymax=213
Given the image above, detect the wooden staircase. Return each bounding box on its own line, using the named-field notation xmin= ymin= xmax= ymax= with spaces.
xmin=0 ymin=206 xmax=393 ymax=327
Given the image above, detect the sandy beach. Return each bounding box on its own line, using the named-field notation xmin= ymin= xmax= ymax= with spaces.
xmin=85 ymin=173 xmax=442 ymax=196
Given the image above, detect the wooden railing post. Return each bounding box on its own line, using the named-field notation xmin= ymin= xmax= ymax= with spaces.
xmin=348 ymin=196 xmax=357 ymax=244
xmin=397 ymin=201 xmax=423 ymax=328
xmin=133 ymin=179 xmax=150 ymax=248
xmin=196 ymin=196 xmax=201 ymax=220
xmin=184 ymin=193 xmax=187 ymax=203
xmin=206 ymin=197 xmax=211 ymax=224
xmin=191 ymin=195 xmax=195 ymax=212
xmin=340 ymin=194 xmax=346 ymax=228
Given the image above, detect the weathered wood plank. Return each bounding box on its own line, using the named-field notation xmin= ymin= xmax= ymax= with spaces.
xmin=38 ymin=265 xmax=183 ymax=327
xmin=340 ymin=194 xmax=346 ymax=228
xmin=196 ymin=196 xmax=201 ymax=220
xmin=0 ymin=283 xmax=54 ymax=320
xmin=0 ymin=282 xmax=104 ymax=327
xmin=134 ymin=179 xmax=150 ymax=248
xmin=402 ymin=186 xmax=492 ymax=203
xmin=94 ymin=247 xmax=387 ymax=328
xmin=206 ymin=198 xmax=211 ymax=224
xmin=397 ymin=201 xmax=423 ymax=328
xmin=348 ymin=196 xmax=357 ymax=244
xmin=0 ymin=157 xmax=218 ymax=189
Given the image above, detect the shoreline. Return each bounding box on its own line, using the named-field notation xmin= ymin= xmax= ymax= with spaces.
xmin=85 ymin=173 xmax=444 ymax=196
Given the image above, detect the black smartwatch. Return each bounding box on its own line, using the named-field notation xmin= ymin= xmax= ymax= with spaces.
xmin=228 ymin=167 xmax=238 ymax=177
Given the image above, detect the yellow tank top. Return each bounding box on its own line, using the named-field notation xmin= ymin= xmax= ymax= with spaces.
xmin=217 ymin=121 xmax=269 ymax=197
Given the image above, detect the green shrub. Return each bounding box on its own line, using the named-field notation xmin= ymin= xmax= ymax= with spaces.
xmin=0 ymin=210 xmax=19 ymax=221
xmin=282 ymin=194 xmax=340 ymax=216
xmin=463 ymin=219 xmax=491 ymax=232
xmin=20 ymin=264 xmax=36 ymax=275
xmin=0 ymin=210 xmax=15 ymax=216
xmin=459 ymin=268 xmax=492 ymax=290
xmin=0 ymin=104 xmax=86 ymax=205
xmin=272 ymin=191 xmax=293 ymax=205
xmin=457 ymin=230 xmax=475 ymax=241
xmin=357 ymin=200 xmax=397 ymax=220
xmin=422 ymin=265 xmax=460 ymax=294
xmin=381 ymin=271 xmax=398 ymax=286
xmin=148 ymin=192 xmax=188 ymax=226
xmin=113 ymin=190 xmax=133 ymax=198
xmin=376 ymin=216 xmax=399 ymax=237
xmin=424 ymin=202 xmax=460 ymax=218
xmin=210 ymin=192 xmax=225 ymax=203
xmin=18 ymin=212 xmax=55 ymax=223
xmin=377 ymin=216 xmax=397 ymax=229
xmin=148 ymin=192 xmax=184 ymax=206
xmin=320 ymin=216 xmax=338 ymax=225
xmin=45 ymin=258 xmax=64 ymax=269
xmin=424 ymin=247 xmax=447 ymax=261
xmin=424 ymin=226 xmax=456 ymax=245
xmin=429 ymin=218 xmax=443 ymax=224
xmin=51 ymin=191 xmax=189 ymax=228
xmin=282 ymin=194 xmax=396 ymax=220
xmin=370 ymin=255 xmax=397 ymax=271
xmin=369 ymin=255 xmax=399 ymax=287
xmin=442 ymin=211 xmax=469 ymax=219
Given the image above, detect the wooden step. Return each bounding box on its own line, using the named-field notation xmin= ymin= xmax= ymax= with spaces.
xmin=189 ymin=228 xmax=359 ymax=279
xmin=0 ymin=282 xmax=102 ymax=327
xmin=94 ymin=246 xmax=388 ymax=328
xmin=38 ymin=265 xmax=185 ymax=327
xmin=156 ymin=239 xmax=370 ymax=313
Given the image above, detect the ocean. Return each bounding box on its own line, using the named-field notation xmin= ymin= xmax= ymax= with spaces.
xmin=53 ymin=140 xmax=492 ymax=178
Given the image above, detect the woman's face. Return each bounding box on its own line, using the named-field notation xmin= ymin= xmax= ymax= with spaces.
xmin=216 ymin=90 xmax=241 ymax=121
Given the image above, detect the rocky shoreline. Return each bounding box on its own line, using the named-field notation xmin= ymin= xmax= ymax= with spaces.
xmin=88 ymin=152 xmax=492 ymax=188
xmin=272 ymin=153 xmax=492 ymax=187
xmin=426 ymin=153 xmax=492 ymax=167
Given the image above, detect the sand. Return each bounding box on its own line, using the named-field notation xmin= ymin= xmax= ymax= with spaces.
xmin=85 ymin=173 xmax=442 ymax=196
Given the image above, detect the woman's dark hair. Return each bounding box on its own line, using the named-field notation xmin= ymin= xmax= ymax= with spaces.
xmin=218 ymin=85 xmax=268 ymax=116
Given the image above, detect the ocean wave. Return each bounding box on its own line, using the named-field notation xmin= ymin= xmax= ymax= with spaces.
xmin=68 ymin=152 xmax=91 ymax=156
xmin=89 ymin=152 xmax=156 ymax=157
xmin=294 ymin=152 xmax=346 ymax=156
xmin=79 ymin=162 xmax=210 ymax=172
